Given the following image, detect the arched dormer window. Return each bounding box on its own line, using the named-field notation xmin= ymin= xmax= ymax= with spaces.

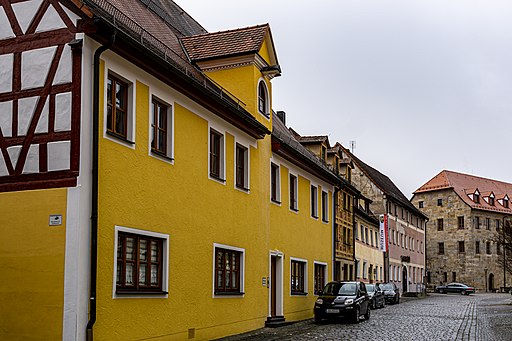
xmin=258 ymin=81 xmax=269 ymax=117
xmin=474 ymin=191 xmax=480 ymax=204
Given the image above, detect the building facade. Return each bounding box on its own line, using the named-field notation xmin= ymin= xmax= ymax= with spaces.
xmin=342 ymin=147 xmax=428 ymax=293
xmin=412 ymin=170 xmax=512 ymax=292
xmin=0 ymin=1 xmax=341 ymax=340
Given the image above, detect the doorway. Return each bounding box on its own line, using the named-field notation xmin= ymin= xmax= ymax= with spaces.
xmin=488 ymin=273 xmax=494 ymax=292
xmin=269 ymin=252 xmax=283 ymax=318
xmin=402 ymin=266 xmax=408 ymax=293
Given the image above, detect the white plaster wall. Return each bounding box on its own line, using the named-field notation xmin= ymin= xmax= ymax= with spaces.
xmin=23 ymin=144 xmax=39 ymax=173
xmin=55 ymin=92 xmax=71 ymax=131
xmin=18 ymin=97 xmax=37 ymax=136
xmin=0 ymin=8 xmax=15 ymax=40
xmin=22 ymin=46 xmax=56 ymax=90
xmin=54 ymin=44 xmax=72 ymax=85
xmin=11 ymin=0 xmax=43 ymax=33
xmin=0 ymin=53 xmax=13 ymax=93
xmin=47 ymin=140 xmax=70 ymax=171
xmin=35 ymin=98 xmax=49 ymax=134
xmin=36 ymin=4 xmax=66 ymax=33
xmin=0 ymin=153 xmax=8 ymax=176
xmin=0 ymin=101 xmax=13 ymax=137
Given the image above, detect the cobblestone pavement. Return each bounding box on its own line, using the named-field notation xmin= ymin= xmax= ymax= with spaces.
xmin=219 ymin=293 xmax=512 ymax=341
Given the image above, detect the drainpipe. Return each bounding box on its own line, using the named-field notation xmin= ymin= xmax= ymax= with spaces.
xmin=333 ymin=187 xmax=338 ymax=281
xmin=87 ymin=30 xmax=116 ymax=341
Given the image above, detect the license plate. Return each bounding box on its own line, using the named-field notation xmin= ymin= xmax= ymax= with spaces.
xmin=326 ymin=309 xmax=339 ymax=314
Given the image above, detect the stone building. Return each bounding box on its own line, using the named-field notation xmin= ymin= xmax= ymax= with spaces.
xmin=412 ymin=170 xmax=512 ymax=292
xmin=342 ymin=147 xmax=428 ymax=293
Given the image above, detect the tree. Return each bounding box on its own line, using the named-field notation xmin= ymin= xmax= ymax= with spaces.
xmin=496 ymin=220 xmax=512 ymax=277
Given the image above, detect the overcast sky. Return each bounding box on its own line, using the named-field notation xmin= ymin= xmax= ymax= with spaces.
xmin=178 ymin=0 xmax=512 ymax=197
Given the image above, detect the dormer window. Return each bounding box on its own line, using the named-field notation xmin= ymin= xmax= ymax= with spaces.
xmin=321 ymin=145 xmax=327 ymax=161
xmin=489 ymin=195 xmax=495 ymax=206
xmin=257 ymin=81 xmax=269 ymax=117
xmin=474 ymin=192 xmax=480 ymax=204
xmin=504 ymin=198 xmax=509 ymax=208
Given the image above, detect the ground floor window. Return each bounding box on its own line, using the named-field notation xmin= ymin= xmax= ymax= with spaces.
xmin=314 ymin=263 xmax=327 ymax=295
xmin=115 ymin=227 xmax=168 ymax=295
xmin=214 ymin=246 xmax=244 ymax=295
xmin=291 ymin=259 xmax=307 ymax=294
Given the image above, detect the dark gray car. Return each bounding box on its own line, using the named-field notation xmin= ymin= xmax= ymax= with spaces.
xmin=380 ymin=282 xmax=400 ymax=304
xmin=314 ymin=281 xmax=371 ymax=323
xmin=366 ymin=283 xmax=385 ymax=309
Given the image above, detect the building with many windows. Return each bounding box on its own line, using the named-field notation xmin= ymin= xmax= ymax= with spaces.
xmin=412 ymin=170 xmax=512 ymax=292
xmin=342 ymin=147 xmax=428 ymax=294
xmin=0 ymin=0 xmax=341 ymax=339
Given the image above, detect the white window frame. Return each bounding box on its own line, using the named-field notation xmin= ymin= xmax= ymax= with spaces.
xmin=208 ymin=127 xmax=226 ymax=184
xmin=234 ymin=141 xmax=250 ymax=192
xmin=270 ymin=161 xmax=281 ymax=204
xmin=257 ymin=78 xmax=270 ymax=118
xmin=212 ymin=243 xmax=245 ymax=298
xmin=362 ymin=262 xmax=368 ymax=279
xmin=112 ymin=226 xmax=169 ymax=299
xmin=290 ymin=257 xmax=308 ymax=296
xmin=149 ymin=95 xmax=174 ymax=163
xmin=321 ymin=190 xmax=329 ymax=223
xmin=313 ymin=261 xmax=328 ymax=296
xmin=310 ymin=184 xmax=318 ymax=219
xmin=289 ymin=172 xmax=298 ymax=212
xmin=104 ymin=70 xmax=136 ymax=148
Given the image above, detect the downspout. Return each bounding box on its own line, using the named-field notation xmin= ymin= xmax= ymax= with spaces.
xmin=333 ymin=187 xmax=339 ymax=280
xmin=87 ymin=30 xmax=116 ymax=341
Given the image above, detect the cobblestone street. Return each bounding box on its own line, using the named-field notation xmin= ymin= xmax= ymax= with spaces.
xmin=219 ymin=293 xmax=512 ymax=341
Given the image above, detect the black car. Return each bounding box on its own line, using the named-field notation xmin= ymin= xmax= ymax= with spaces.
xmin=435 ymin=283 xmax=475 ymax=295
xmin=314 ymin=281 xmax=371 ymax=323
xmin=366 ymin=283 xmax=385 ymax=309
xmin=380 ymin=282 xmax=400 ymax=304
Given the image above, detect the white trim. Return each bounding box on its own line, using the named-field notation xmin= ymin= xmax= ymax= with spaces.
xmin=112 ymin=226 xmax=170 ymax=299
xmin=62 ymin=186 xmax=80 ymax=341
xmin=313 ymin=261 xmax=328 ymax=296
xmin=234 ymin=138 xmax=250 ymax=193
xmin=212 ymin=243 xmax=245 ymax=298
xmin=208 ymin=125 xmax=226 ymax=184
xmin=148 ymin=90 xmax=175 ymax=165
xmin=256 ymin=78 xmax=270 ymax=120
xmin=268 ymin=250 xmax=284 ymax=317
xmin=270 ymin=160 xmax=281 ymax=205
xmin=310 ymin=184 xmax=318 ymax=219
xmin=289 ymin=256 xmax=308 ymax=296
xmin=321 ymin=189 xmax=329 ymax=223
xmin=289 ymin=172 xmax=298 ymax=213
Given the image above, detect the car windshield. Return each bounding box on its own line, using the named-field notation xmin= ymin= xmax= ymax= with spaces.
xmin=366 ymin=284 xmax=375 ymax=292
xmin=380 ymin=283 xmax=395 ymax=290
xmin=322 ymin=282 xmax=357 ymax=296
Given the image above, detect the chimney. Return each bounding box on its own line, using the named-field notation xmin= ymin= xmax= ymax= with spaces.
xmin=276 ymin=111 xmax=286 ymax=125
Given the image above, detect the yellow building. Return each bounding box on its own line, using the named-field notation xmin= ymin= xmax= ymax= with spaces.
xmin=0 ymin=1 xmax=340 ymax=340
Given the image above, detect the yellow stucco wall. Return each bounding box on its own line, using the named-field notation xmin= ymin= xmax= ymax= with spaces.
xmin=270 ymin=164 xmax=332 ymax=321
xmin=355 ymin=218 xmax=385 ymax=282
xmin=95 ymin=61 xmax=274 ymax=340
xmin=0 ymin=188 xmax=67 ymax=340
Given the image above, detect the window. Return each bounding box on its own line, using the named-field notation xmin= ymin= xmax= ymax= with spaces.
xmin=214 ymin=246 xmax=244 ymax=295
xmin=270 ymin=163 xmax=280 ymax=203
xmin=452 ymin=272 xmax=456 ymax=282
xmin=418 ymin=201 xmax=424 ymax=208
xmin=474 ymin=216 xmax=480 ymax=229
xmin=115 ymin=228 xmax=168 ymax=295
xmin=458 ymin=216 xmax=464 ymax=229
xmin=311 ymin=185 xmax=318 ymax=218
xmin=321 ymin=145 xmax=327 ymax=161
xmin=321 ymin=191 xmax=329 ymax=222
xmin=458 ymin=241 xmax=465 ymax=253
xmin=314 ymin=263 xmax=327 ymax=295
xmin=475 ymin=241 xmax=480 ymax=254
xmin=443 ymin=272 xmax=448 ymax=283
xmin=489 ymin=196 xmax=495 ymax=206
xmin=474 ymin=193 xmax=480 ymax=203
xmin=107 ymin=74 xmax=130 ymax=140
xmin=362 ymin=262 xmax=367 ymax=279
xmin=437 ymin=198 xmax=443 ymax=206
xmin=370 ymin=230 xmax=374 ymax=246
xmin=150 ymin=98 xmax=172 ymax=159
xmin=209 ymin=129 xmax=224 ymax=181
xmin=438 ymin=242 xmax=444 ymax=255
xmin=360 ymin=225 xmax=365 ymax=243
xmin=257 ymin=81 xmax=268 ymax=117
xmin=485 ymin=218 xmax=490 ymax=230
xmin=365 ymin=228 xmax=369 ymax=244
xmin=354 ymin=224 xmax=359 ymax=240
xmin=437 ymin=218 xmax=444 ymax=231
xmin=486 ymin=241 xmax=491 ymax=254
xmin=235 ymin=144 xmax=249 ymax=190
xmin=504 ymin=198 xmax=509 ymax=208
xmin=496 ymin=219 xmax=500 ymax=231
xmin=289 ymin=174 xmax=298 ymax=211
xmin=291 ymin=259 xmax=307 ymax=294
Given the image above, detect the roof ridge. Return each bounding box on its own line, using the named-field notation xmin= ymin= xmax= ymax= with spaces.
xmin=444 ymin=169 xmax=512 ymax=186
xmin=182 ymin=23 xmax=269 ymax=39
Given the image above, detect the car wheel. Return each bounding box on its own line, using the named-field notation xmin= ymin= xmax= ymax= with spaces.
xmin=439 ymin=289 xmax=444 ymax=294
xmin=353 ymin=306 xmax=360 ymax=324
xmin=461 ymin=291 xmax=466 ymax=295
xmin=314 ymin=314 xmax=322 ymax=324
xmin=364 ymin=306 xmax=371 ymax=320
xmin=372 ymin=300 xmax=376 ymax=309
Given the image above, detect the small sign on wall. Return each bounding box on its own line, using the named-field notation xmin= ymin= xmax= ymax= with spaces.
xmin=262 ymin=277 xmax=267 ymax=286
xmin=49 ymin=214 xmax=62 ymax=226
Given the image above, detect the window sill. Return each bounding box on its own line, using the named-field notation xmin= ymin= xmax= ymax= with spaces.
xmin=311 ymin=215 xmax=319 ymax=219
xmin=209 ymin=174 xmax=226 ymax=182
xmin=271 ymin=199 xmax=282 ymax=204
xmin=151 ymin=149 xmax=174 ymax=162
xmin=236 ymin=185 xmax=250 ymax=192
xmin=214 ymin=292 xmax=245 ymax=296
xmin=116 ymin=290 xmax=168 ymax=295
xmin=106 ymin=131 xmax=135 ymax=144
xmin=322 ymin=219 xmax=329 ymax=223
xmin=290 ymin=207 xmax=299 ymax=213
xmin=291 ymin=292 xmax=308 ymax=296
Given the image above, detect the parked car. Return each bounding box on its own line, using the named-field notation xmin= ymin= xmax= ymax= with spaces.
xmin=435 ymin=283 xmax=475 ymax=295
xmin=314 ymin=281 xmax=371 ymax=324
xmin=380 ymin=282 xmax=400 ymax=304
xmin=366 ymin=283 xmax=385 ymax=309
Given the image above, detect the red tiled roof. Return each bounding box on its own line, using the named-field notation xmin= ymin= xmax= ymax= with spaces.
xmin=181 ymin=24 xmax=269 ymax=61
xmin=414 ymin=170 xmax=512 ymax=213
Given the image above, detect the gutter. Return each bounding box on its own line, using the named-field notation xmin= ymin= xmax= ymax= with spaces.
xmin=87 ymin=29 xmax=116 ymax=341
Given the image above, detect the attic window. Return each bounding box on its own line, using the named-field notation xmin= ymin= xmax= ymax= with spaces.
xmin=504 ymin=198 xmax=509 ymax=208
xmin=321 ymin=146 xmax=327 ymax=161
xmin=489 ymin=196 xmax=495 ymax=206
xmin=474 ymin=193 xmax=480 ymax=204
xmin=257 ymin=81 xmax=269 ymax=117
